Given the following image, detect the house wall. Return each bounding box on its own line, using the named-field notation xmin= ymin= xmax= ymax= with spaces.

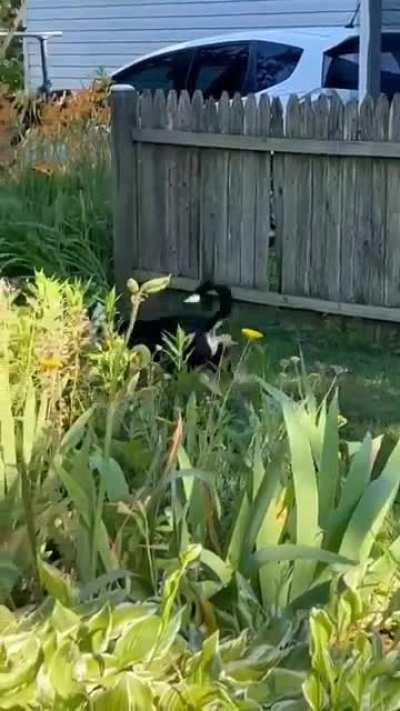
xmin=25 ymin=0 xmax=400 ymax=91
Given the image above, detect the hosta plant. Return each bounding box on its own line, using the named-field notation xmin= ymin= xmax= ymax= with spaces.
xmin=0 ymin=547 xmax=307 ymax=710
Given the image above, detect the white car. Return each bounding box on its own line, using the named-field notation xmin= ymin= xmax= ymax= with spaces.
xmin=112 ymin=28 xmax=400 ymax=104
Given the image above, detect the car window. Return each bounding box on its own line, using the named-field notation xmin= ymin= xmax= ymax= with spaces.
xmin=252 ymin=41 xmax=303 ymax=92
xmin=113 ymin=49 xmax=193 ymax=93
xmin=322 ymin=33 xmax=400 ymax=99
xmin=188 ymin=42 xmax=250 ymax=99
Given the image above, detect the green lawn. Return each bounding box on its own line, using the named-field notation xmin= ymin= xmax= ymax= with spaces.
xmin=231 ymin=301 xmax=400 ymax=440
xmin=146 ymin=289 xmax=400 ymax=441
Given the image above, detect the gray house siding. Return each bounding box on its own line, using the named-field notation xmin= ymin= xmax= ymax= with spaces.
xmin=25 ymin=0 xmax=400 ymax=91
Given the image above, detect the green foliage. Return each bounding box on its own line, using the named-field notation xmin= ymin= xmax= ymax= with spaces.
xmin=0 ymin=271 xmax=400 ymax=707
xmin=0 ymin=1 xmax=24 ymax=90
xmin=0 ymin=550 xmax=290 ymax=710
xmin=0 ymin=161 xmax=112 ymax=288
xmin=305 ymin=582 xmax=400 ymax=710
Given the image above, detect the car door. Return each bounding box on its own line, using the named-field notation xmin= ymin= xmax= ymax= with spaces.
xmin=187 ymin=42 xmax=251 ymax=99
xmin=112 ymin=48 xmax=194 ymax=94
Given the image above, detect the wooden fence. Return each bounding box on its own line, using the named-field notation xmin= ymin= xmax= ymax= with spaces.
xmin=111 ymin=85 xmax=400 ymax=322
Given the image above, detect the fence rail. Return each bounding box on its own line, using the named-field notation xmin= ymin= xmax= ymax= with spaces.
xmin=111 ymin=86 xmax=400 ymax=322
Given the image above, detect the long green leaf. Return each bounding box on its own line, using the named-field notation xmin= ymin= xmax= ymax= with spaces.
xmin=327 ymin=433 xmax=380 ymax=551
xmin=0 ymin=556 xmax=20 ymax=602
xmin=282 ymin=400 xmax=321 ymax=601
xmin=91 ymin=452 xmax=130 ymax=503
xmin=200 ymin=548 xmax=232 ymax=585
xmin=60 ymin=406 xmax=95 ymax=451
xmin=22 ymin=379 xmax=36 ymax=470
xmin=244 ymin=545 xmax=355 ymax=577
xmin=238 ymin=441 xmax=286 ymax=607
xmin=338 ymin=433 xmax=381 ymax=515
xmin=0 ymin=363 xmax=17 ymax=494
xmin=177 ymin=445 xmax=194 ymax=502
xmin=340 ymin=438 xmax=400 ymax=562
xmin=252 ymin=433 xmax=287 ymax=609
xmin=225 ymin=488 xmax=251 ymax=570
xmin=318 ymin=392 xmax=339 ymax=529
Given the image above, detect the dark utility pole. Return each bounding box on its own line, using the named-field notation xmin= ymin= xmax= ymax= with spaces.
xmin=359 ymin=0 xmax=382 ymax=101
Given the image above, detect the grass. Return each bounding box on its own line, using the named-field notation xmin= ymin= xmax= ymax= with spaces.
xmin=233 ymin=305 xmax=400 ymax=439
xmin=142 ymin=289 xmax=400 ymax=441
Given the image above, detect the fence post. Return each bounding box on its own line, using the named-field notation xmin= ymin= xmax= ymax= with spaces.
xmin=110 ymin=84 xmax=138 ymax=301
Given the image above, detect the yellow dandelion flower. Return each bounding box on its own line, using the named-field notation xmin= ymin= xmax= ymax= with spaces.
xmin=39 ymin=356 xmax=63 ymax=372
xmin=241 ymin=328 xmax=264 ymax=341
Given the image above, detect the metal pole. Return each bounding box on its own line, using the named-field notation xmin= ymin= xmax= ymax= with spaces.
xmin=38 ymin=36 xmax=51 ymax=97
xmin=359 ymin=0 xmax=382 ymax=102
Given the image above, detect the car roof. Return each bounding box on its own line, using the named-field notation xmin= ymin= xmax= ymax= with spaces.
xmin=112 ymin=27 xmax=357 ymax=79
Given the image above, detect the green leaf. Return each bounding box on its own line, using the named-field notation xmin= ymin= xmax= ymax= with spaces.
xmin=60 ymin=406 xmax=95 ymax=452
xmin=114 ymin=615 xmax=161 ymax=666
xmin=328 ymin=433 xmax=382 ymax=550
xmin=187 ymin=631 xmax=221 ymax=684
xmin=245 ymin=545 xmax=356 ymax=577
xmin=0 ymin=362 xmax=17 ymax=493
xmin=0 ymin=682 xmax=38 ymax=709
xmin=126 ymin=278 xmax=140 ymax=294
xmin=160 ymin=545 xmax=201 ymax=632
xmin=281 ymin=399 xmax=321 ymax=601
xmin=92 ymin=673 xmax=153 ymax=710
xmin=51 ymin=600 xmax=81 ymax=635
xmin=308 ymin=609 xmax=335 ymax=689
xmin=83 ymin=602 xmax=112 ymax=654
xmin=302 ymin=672 xmax=326 ymax=711
xmin=200 ymin=548 xmax=232 ymax=585
xmin=140 ymin=275 xmax=171 ymax=295
xmin=168 ymin=468 xmax=213 ymax=489
xmin=131 ymin=344 xmax=151 ymax=369
xmin=157 ymin=608 xmax=183 ymax=657
xmin=111 ymin=603 xmax=157 ymax=636
xmin=47 ymin=639 xmax=81 ymax=699
xmin=38 ymin=559 xmax=76 ymax=607
xmin=177 ymin=445 xmax=194 ymax=502
xmin=56 ymin=434 xmax=95 ymax=527
xmin=91 ymin=452 xmax=130 ymax=503
xmin=0 ymin=637 xmax=41 ymax=693
xmin=340 ymin=437 xmax=400 ymax=562
xmin=318 ymin=392 xmax=339 ymax=528
xmin=239 ymin=443 xmax=286 ymax=608
xmin=22 ymin=378 xmax=36 ymax=469
xmin=0 ymin=605 xmax=16 ymax=633
xmin=226 ymin=488 xmax=251 ymax=570
xmin=0 ymin=556 xmax=20 ymax=602
xmin=248 ymin=668 xmax=306 ymax=705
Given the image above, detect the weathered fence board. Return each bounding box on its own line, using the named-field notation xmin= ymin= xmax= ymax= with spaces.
xmin=110 ymin=86 xmax=139 ymax=297
xmin=111 ymin=85 xmax=400 ymax=322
